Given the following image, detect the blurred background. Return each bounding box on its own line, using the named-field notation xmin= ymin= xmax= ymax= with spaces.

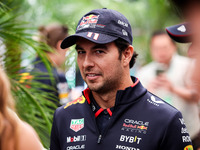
xmin=0 ymin=0 xmax=189 ymax=148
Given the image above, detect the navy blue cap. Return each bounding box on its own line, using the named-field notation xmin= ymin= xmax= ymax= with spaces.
xmin=166 ymin=23 xmax=192 ymax=43
xmin=61 ymin=8 xmax=133 ymax=49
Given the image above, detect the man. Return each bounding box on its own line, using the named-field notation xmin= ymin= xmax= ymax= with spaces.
xmin=36 ymin=24 xmax=71 ymax=106
xmin=137 ymin=31 xmax=194 ymax=104
xmin=136 ymin=30 xmax=200 ymax=148
xmin=50 ymin=8 xmax=193 ymax=150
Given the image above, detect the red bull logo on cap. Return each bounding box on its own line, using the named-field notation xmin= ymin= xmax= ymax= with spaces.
xmin=77 ymin=14 xmax=99 ymax=30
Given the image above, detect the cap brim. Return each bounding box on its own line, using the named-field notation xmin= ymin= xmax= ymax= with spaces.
xmin=61 ymin=32 xmax=118 ymax=49
xmin=166 ymin=23 xmax=192 ymax=43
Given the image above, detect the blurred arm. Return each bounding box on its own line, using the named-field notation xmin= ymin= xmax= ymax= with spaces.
xmin=157 ymin=74 xmax=199 ymax=103
xmin=18 ymin=121 xmax=44 ymax=150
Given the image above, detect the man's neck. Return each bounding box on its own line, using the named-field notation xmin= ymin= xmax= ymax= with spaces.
xmin=92 ymin=91 xmax=116 ymax=109
xmin=91 ymin=76 xmax=133 ymax=109
xmin=47 ymin=52 xmax=58 ymax=66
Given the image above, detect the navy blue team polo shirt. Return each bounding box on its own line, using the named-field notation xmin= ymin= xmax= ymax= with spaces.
xmin=50 ymin=77 xmax=193 ymax=150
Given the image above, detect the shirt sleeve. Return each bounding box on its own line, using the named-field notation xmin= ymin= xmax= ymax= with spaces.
xmin=50 ymin=110 xmax=61 ymax=150
xmin=159 ymin=111 xmax=193 ymax=150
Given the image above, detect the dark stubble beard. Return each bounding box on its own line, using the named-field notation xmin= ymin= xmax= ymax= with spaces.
xmin=87 ymin=72 xmax=123 ymax=95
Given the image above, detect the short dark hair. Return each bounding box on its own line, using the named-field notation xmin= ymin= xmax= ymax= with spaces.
xmin=151 ymin=30 xmax=176 ymax=45
xmin=114 ymin=38 xmax=138 ymax=68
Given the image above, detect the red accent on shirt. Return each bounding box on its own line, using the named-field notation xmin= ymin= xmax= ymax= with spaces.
xmin=95 ymin=108 xmax=104 ymax=118
xmin=83 ymin=88 xmax=91 ymax=104
xmin=107 ymin=108 xmax=112 ymax=116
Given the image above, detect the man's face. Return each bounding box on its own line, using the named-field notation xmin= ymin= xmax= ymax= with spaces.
xmin=75 ymin=38 xmax=124 ymax=94
xmin=150 ymin=34 xmax=176 ymax=65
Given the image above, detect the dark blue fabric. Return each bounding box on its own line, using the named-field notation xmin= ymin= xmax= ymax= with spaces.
xmin=61 ymin=8 xmax=133 ymax=49
xmin=50 ymin=76 xmax=193 ymax=150
xmin=90 ymin=93 xmax=114 ymax=134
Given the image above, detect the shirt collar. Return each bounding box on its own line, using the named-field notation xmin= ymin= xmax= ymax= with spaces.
xmin=90 ymin=93 xmax=114 ymax=118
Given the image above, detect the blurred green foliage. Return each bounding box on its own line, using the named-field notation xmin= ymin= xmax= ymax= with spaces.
xmin=2 ymin=0 xmax=181 ymax=65
xmin=0 ymin=0 xmax=183 ymax=148
xmin=0 ymin=1 xmax=58 ymax=148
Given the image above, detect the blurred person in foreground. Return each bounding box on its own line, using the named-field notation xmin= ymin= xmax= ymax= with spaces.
xmin=136 ymin=30 xmax=200 ymax=148
xmin=50 ymin=8 xmax=193 ymax=150
xmin=0 ymin=66 xmax=43 ymax=150
xmin=21 ymin=24 xmax=71 ymax=107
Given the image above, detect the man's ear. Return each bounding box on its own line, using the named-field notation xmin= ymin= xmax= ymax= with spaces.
xmin=122 ymin=45 xmax=134 ymax=67
xmin=56 ymin=40 xmax=63 ymax=50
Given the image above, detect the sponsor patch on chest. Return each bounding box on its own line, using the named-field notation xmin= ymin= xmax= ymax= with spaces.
xmin=70 ymin=118 xmax=84 ymax=132
xmin=67 ymin=135 xmax=86 ymax=143
xmin=121 ymin=119 xmax=149 ymax=134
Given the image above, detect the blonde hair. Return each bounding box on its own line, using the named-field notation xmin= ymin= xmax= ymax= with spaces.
xmin=0 ymin=66 xmax=19 ymax=150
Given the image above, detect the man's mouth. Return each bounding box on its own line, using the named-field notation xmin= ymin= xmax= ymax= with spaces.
xmin=87 ymin=74 xmax=96 ymax=77
xmin=85 ymin=73 xmax=101 ymax=80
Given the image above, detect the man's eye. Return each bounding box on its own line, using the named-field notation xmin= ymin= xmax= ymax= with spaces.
xmin=96 ymin=50 xmax=104 ymax=54
xmin=77 ymin=50 xmax=85 ymax=54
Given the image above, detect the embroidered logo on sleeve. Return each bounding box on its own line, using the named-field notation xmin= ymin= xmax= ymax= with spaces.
xmin=177 ymin=25 xmax=186 ymax=32
xmin=184 ymin=145 xmax=193 ymax=150
xmin=179 ymin=118 xmax=192 ymax=143
xmin=64 ymin=96 xmax=85 ymax=109
xmin=147 ymin=96 xmax=164 ymax=106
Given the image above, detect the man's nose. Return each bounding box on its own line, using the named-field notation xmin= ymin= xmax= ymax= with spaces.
xmin=82 ymin=53 xmax=95 ymax=68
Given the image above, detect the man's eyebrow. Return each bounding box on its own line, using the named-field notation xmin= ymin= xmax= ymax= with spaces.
xmin=75 ymin=44 xmax=108 ymax=51
xmin=92 ymin=44 xmax=108 ymax=50
xmin=75 ymin=45 xmax=83 ymax=51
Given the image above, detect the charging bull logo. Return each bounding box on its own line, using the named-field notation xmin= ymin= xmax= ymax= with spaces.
xmin=64 ymin=96 xmax=85 ymax=109
xmin=77 ymin=14 xmax=99 ymax=30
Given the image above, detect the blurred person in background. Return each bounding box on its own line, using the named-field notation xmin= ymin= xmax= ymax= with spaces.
xmin=21 ymin=23 xmax=71 ymax=107
xmin=0 ymin=66 xmax=43 ymax=150
xmin=136 ymin=30 xmax=200 ymax=148
xmin=37 ymin=24 xmax=71 ymax=105
xmin=167 ymin=0 xmax=200 ymax=90
xmin=168 ymin=0 xmax=200 ymax=92
xmin=166 ymin=1 xmax=200 ymax=149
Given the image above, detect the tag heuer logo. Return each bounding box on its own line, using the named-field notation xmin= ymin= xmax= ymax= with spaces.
xmin=70 ymin=118 xmax=84 ymax=132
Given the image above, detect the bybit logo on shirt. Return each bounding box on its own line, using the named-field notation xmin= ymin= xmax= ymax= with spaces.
xmin=120 ymin=135 xmax=142 ymax=144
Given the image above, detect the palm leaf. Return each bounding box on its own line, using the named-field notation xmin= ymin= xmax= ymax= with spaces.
xmin=0 ymin=2 xmax=59 ymax=148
